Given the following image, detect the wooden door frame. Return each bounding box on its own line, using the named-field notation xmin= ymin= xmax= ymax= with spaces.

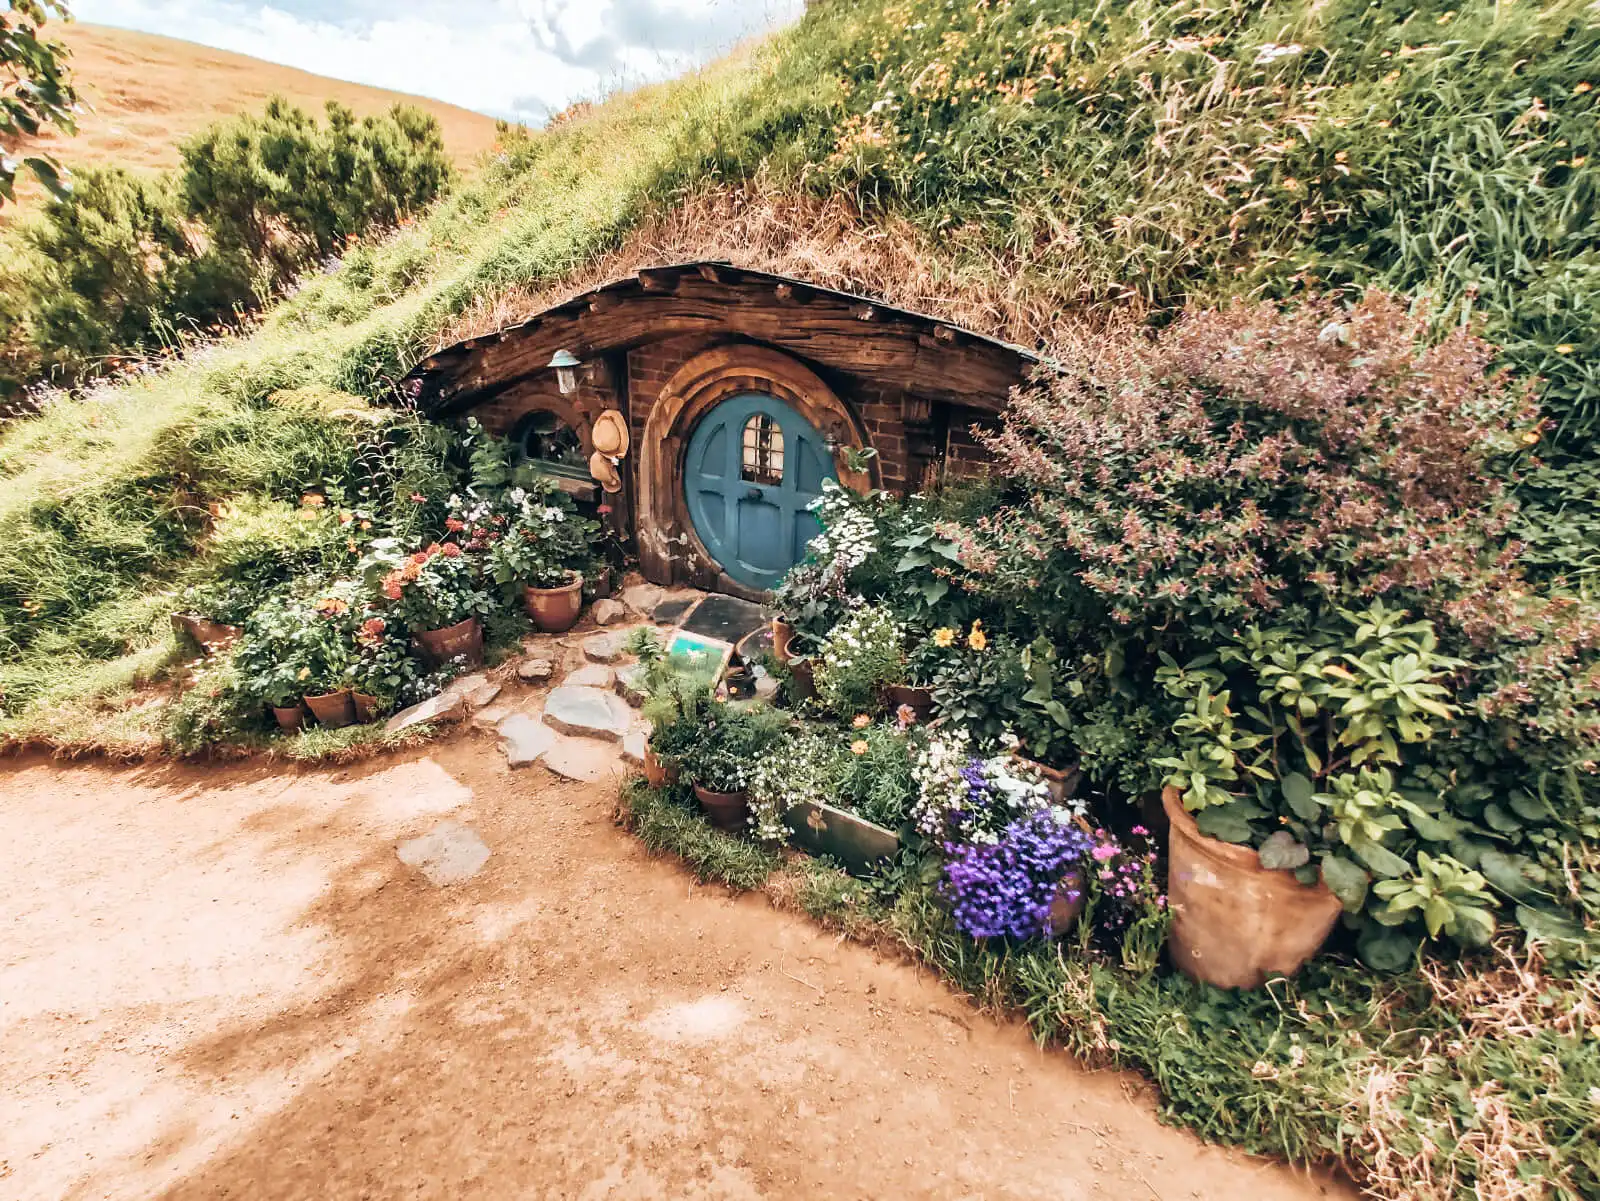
xmin=637 ymin=343 xmax=876 ymax=597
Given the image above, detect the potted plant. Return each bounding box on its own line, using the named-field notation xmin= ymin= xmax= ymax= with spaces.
xmin=640 ymin=670 xmax=712 ymax=786
xmin=680 ymin=702 xmax=783 ymax=832
xmin=344 ymin=614 xmax=420 ymax=723
xmin=485 ymin=492 xmax=598 ymax=633
xmin=814 ymin=603 xmax=903 ymax=718
xmin=379 ymin=542 xmax=493 ymax=667
xmin=1152 ymin=604 xmax=1492 ymax=986
xmin=885 ymin=629 xmax=943 ymax=720
xmin=230 ymin=593 xmax=331 ymax=733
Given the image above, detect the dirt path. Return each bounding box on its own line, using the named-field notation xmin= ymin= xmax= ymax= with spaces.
xmin=0 ymin=741 xmax=1353 ymax=1201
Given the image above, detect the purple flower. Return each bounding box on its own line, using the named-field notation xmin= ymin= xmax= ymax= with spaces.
xmin=940 ymin=811 xmax=1094 ymax=941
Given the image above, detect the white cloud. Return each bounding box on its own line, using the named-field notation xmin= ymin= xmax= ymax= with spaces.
xmin=70 ymin=0 xmax=805 ymax=123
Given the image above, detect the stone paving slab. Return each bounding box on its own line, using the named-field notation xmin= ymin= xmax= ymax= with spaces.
xmin=384 ymin=691 xmax=467 ymax=734
xmin=396 ymin=821 xmax=490 ymax=886
xmin=542 ymin=685 xmax=632 ymax=741
xmin=498 ymin=714 xmax=556 ymax=768
xmin=542 ymin=737 xmax=627 ymax=784
xmin=564 ymin=663 xmax=616 ymax=690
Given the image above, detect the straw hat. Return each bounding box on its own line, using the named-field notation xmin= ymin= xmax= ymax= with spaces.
xmin=588 ymin=450 xmax=623 ymax=493
xmin=591 ymin=409 xmax=630 ymax=458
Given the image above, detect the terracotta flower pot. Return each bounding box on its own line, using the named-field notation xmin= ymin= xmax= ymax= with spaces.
xmin=523 ymin=573 xmax=584 ymax=633
xmin=693 ymin=784 xmax=750 ymax=834
xmin=885 ymin=683 xmax=936 ymax=721
xmin=1163 ymin=786 xmax=1343 ymax=989
xmin=416 ymin=616 xmax=484 ymax=667
xmin=303 ymin=688 xmax=357 ymax=729
xmin=771 ymin=618 xmax=796 ymax=664
xmin=271 ymin=703 xmax=307 ymax=732
xmin=642 ymin=746 xmax=678 ymax=789
xmin=787 ymin=658 xmax=817 ymax=703
xmin=1045 ymin=870 xmax=1088 ymax=936
xmin=352 ymin=692 xmax=383 ymax=723
xmin=1017 ymin=757 xmax=1082 ymax=807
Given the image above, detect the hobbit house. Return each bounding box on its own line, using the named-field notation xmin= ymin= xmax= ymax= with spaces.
xmin=406 ymin=262 xmax=1037 ymax=600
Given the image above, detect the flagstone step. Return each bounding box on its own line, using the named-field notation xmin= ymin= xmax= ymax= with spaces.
xmin=541 ymin=685 xmax=633 ymax=742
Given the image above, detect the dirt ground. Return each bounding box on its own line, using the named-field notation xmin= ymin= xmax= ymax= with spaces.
xmin=0 ymin=739 xmax=1355 ymax=1201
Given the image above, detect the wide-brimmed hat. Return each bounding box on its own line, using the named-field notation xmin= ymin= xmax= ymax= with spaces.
xmin=591 ymin=409 xmax=630 ymax=458
xmin=588 ymin=450 xmax=623 ymax=493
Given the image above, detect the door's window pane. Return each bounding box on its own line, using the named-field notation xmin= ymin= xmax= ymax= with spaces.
xmin=740 ymin=413 xmax=785 ymax=485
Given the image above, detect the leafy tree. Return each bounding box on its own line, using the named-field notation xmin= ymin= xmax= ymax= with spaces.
xmin=1 ymin=0 xmax=77 ymax=207
xmin=180 ymin=97 xmax=452 ymax=285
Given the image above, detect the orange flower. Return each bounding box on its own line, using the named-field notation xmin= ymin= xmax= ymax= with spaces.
xmin=441 ymin=542 xmax=463 ymax=558
xmin=314 ymin=596 xmax=349 ymax=617
xmin=850 ymin=740 xmax=870 ymax=755
xmin=852 ymin=713 xmax=871 ymax=728
xmin=299 ymin=492 xmax=326 ymax=508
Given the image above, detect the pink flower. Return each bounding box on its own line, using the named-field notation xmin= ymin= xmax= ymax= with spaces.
xmin=1091 ymin=843 xmax=1118 ymax=862
xmin=410 ymin=492 xmax=426 ymax=503
xmin=1131 ymin=825 xmax=1149 ymax=837
xmin=441 ymin=542 xmax=463 ymax=558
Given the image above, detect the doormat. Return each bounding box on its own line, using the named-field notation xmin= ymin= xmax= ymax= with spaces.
xmin=679 ymin=594 xmax=769 ymax=647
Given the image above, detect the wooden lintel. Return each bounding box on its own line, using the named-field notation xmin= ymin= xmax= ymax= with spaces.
xmin=852 ymin=303 xmax=878 ymax=322
xmin=933 ymin=324 xmax=958 ymax=344
xmin=697 ymin=264 xmax=724 ymax=283
xmin=589 ymin=293 xmax=620 ymax=314
xmin=638 ymin=270 xmax=673 ymax=292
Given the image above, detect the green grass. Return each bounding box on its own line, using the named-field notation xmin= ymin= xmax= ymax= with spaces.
xmin=620 ymin=779 xmax=1600 ymax=1201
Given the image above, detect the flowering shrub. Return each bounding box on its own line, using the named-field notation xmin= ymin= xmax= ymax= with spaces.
xmin=343 ymin=614 xmax=425 ymax=710
xmin=375 ymin=541 xmax=494 ymax=633
xmin=912 ymin=731 xmax=1083 ymax=844
xmin=677 ymin=700 xmax=784 ymax=794
xmin=940 ymin=809 xmax=1094 ymax=941
xmin=815 ymin=603 xmax=903 ymax=716
xmin=1084 ymin=826 xmax=1169 ymax=975
xmin=480 ymin=485 xmax=598 ymax=591
xmin=229 ymin=588 xmax=358 ymax=707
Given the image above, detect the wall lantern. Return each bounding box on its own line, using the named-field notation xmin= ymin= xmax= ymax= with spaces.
xmin=548 ymin=349 xmax=582 ymax=395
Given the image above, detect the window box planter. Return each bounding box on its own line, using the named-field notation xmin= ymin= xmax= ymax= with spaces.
xmin=271 ymin=702 xmax=307 ymax=733
xmin=693 ymin=783 xmax=750 ymax=833
xmin=784 ymin=800 xmax=899 ymax=877
xmin=303 ymin=688 xmax=357 ymax=729
xmin=416 ymin=616 xmax=484 ymax=668
xmin=523 ymin=573 xmax=584 ymax=633
xmin=1162 ymin=786 xmax=1342 ymax=989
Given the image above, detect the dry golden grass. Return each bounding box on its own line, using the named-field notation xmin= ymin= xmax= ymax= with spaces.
xmin=8 ymin=22 xmax=502 ymax=216
xmin=434 ymin=171 xmax=1133 ymax=355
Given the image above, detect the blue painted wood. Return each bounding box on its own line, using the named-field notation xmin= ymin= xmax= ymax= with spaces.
xmin=684 ymin=393 xmax=835 ymax=590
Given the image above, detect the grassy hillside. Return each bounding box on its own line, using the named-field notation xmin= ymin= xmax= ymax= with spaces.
xmin=3 ymin=0 xmax=1597 ymax=743
xmin=5 ymin=22 xmax=501 ymax=215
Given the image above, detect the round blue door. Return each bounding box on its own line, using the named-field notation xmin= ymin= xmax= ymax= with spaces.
xmin=684 ymin=393 xmax=837 ymax=590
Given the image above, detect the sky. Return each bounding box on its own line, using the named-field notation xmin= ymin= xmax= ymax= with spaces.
xmin=71 ymin=0 xmax=807 ymax=124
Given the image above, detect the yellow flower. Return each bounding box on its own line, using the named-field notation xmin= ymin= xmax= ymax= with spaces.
xmin=968 ymin=621 xmax=987 ymax=651
xmin=932 ymin=627 xmax=957 ymax=648
xmin=850 ymin=740 xmax=870 ymax=756
xmin=297 ymin=667 xmax=311 ymax=681
xmin=1522 ymin=430 xmax=1541 ymax=445
xmin=852 ymin=713 xmax=871 ymax=729
xmin=1555 ymin=344 xmax=1575 ymax=354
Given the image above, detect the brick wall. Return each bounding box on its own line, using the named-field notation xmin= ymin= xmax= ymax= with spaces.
xmin=945 ymin=405 xmax=1001 ymax=482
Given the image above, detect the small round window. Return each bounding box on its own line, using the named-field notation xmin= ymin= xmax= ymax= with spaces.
xmin=512 ymin=410 xmax=586 ymax=478
xmin=740 ymin=413 xmax=784 ymax=486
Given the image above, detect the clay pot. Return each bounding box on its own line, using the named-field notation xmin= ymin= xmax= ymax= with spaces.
xmin=1163 ymin=786 xmax=1343 ymax=989
xmin=303 ymin=688 xmax=357 ymax=729
xmin=885 ymin=683 xmax=936 ymax=721
xmin=787 ymin=658 xmax=817 ymax=703
xmin=1045 ymin=870 xmax=1088 ymax=936
xmin=771 ymin=618 xmax=796 ymax=663
xmin=416 ymin=616 xmax=484 ymax=667
xmin=352 ymin=692 xmax=383 ymax=724
xmin=642 ymin=746 xmax=678 ymax=789
xmin=523 ymin=573 xmax=584 ymax=633
xmin=271 ymin=703 xmax=307 ymax=733
xmin=1018 ymin=757 xmax=1082 ymax=807
xmin=693 ymin=784 xmax=750 ymax=834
